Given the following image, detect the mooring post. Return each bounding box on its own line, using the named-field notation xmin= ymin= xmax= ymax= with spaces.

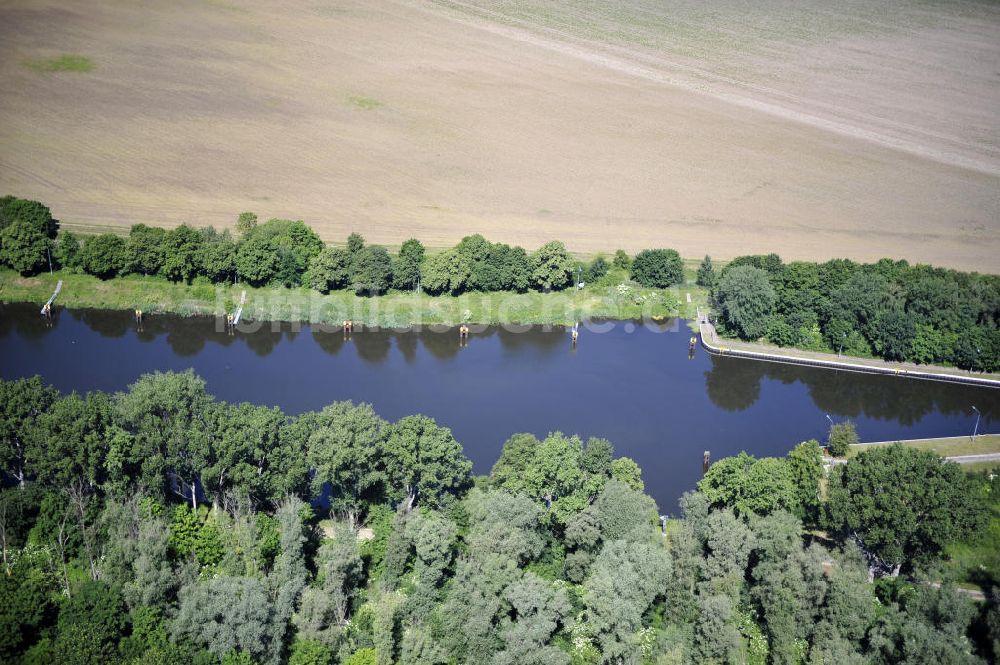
xmin=703 ymin=450 xmax=711 ymax=473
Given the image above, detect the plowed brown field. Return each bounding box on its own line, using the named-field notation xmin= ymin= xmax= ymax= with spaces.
xmin=1 ymin=0 xmax=997 ymax=270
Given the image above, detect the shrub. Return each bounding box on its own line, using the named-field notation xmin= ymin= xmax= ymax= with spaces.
xmin=630 ymin=249 xmax=683 ymax=288
xmin=587 ymin=256 xmax=608 ymax=282
xmin=765 ymin=317 xmax=797 ymax=347
xmin=612 ymin=249 xmax=631 ymax=270
xmin=826 ymin=421 xmax=858 ymax=457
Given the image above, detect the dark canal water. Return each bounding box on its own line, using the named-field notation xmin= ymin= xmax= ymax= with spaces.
xmin=2 ymin=303 xmax=997 ymax=512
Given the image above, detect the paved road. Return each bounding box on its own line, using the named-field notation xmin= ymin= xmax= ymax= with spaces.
xmin=825 ymin=452 xmax=1000 ymax=466
xmin=944 ymin=453 xmax=1000 ymax=464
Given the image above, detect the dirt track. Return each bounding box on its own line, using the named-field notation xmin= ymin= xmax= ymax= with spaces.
xmin=1 ymin=0 xmax=997 ymax=270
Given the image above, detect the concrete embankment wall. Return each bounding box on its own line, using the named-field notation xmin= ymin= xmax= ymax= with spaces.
xmin=697 ymin=320 xmax=1000 ymax=389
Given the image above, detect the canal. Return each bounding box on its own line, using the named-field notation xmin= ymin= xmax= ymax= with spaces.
xmin=2 ymin=303 xmax=997 ymax=511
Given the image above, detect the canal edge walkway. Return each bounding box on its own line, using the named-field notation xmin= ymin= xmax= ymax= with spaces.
xmin=824 ymin=452 xmax=1000 ymax=467
xmin=696 ymin=310 xmax=1000 ymax=388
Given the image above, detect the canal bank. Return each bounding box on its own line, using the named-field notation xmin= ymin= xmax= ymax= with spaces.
xmin=845 ymin=434 xmax=1000 ymax=461
xmin=697 ymin=312 xmax=1000 ymax=388
xmin=0 ymin=269 xmax=691 ymax=327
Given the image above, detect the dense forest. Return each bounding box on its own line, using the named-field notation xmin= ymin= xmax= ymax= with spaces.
xmin=701 ymin=254 xmax=1000 ymax=372
xmin=1 ymin=372 xmax=998 ymax=665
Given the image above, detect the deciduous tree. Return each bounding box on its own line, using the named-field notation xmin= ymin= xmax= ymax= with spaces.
xmin=494 ymin=571 xmax=570 ymax=665
xmin=0 ymin=376 xmax=58 ymax=487
xmin=530 ymin=241 xmax=573 ymax=291
xmin=0 ymin=196 xmax=57 ymax=237
xmin=172 ymin=575 xmax=276 ymax=662
xmin=393 ymin=238 xmax=425 ymax=290
xmin=699 ymin=452 xmax=800 ymax=517
xmin=383 ymin=415 xmax=472 ymax=511
xmin=584 ymin=540 xmax=671 ymax=662
xmin=160 ymin=224 xmax=205 ymax=282
xmin=697 ymin=255 xmax=716 ymax=288
xmin=631 ymin=248 xmax=684 ymax=287
xmin=826 ymin=421 xmax=858 ymax=458
xmin=825 ymin=444 xmax=987 ymax=576
xmin=80 ymin=233 xmax=127 ymax=278
xmin=0 ymin=220 xmax=50 ymax=275
xmin=122 ymin=224 xmax=167 ymax=276
xmin=307 ymin=403 xmax=386 ymax=527
xmin=352 ymin=245 xmax=393 ymax=295
xmin=715 ymin=265 xmax=776 ymax=339
xmin=114 ymin=370 xmax=215 ymax=506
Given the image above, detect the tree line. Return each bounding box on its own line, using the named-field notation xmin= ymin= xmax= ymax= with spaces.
xmin=2 ymin=372 xmax=998 ymax=664
xmin=4 ymin=195 xmax=1000 ymax=370
xmin=700 ymin=253 xmax=1000 ymax=371
xmin=0 ymin=196 xmax=685 ymax=296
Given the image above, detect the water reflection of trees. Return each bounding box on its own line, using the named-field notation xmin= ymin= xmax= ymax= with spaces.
xmin=0 ymin=303 xmax=60 ymax=340
xmin=418 ymin=329 xmax=465 ymax=361
xmin=396 ymin=333 xmax=418 ymax=363
xmin=243 ymin=326 xmax=292 ymax=358
xmin=354 ymin=331 xmax=391 ymax=364
xmin=311 ymin=325 xmax=571 ymax=363
xmin=704 ymin=356 xmax=765 ymax=412
xmin=704 ymin=354 xmax=1000 ymax=424
xmin=804 ymin=370 xmax=998 ymax=425
xmin=62 ymin=307 xmax=240 ymax=356
xmin=311 ymin=328 xmax=347 ymax=357
xmin=71 ymin=309 xmax=132 ymax=338
xmin=496 ymin=326 xmax=568 ymax=354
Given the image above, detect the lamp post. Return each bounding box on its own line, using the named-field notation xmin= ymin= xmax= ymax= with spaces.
xmin=972 ymin=406 xmax=981 ymax=442
xmin=826 ymin=414 xmax=834 ymax=427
